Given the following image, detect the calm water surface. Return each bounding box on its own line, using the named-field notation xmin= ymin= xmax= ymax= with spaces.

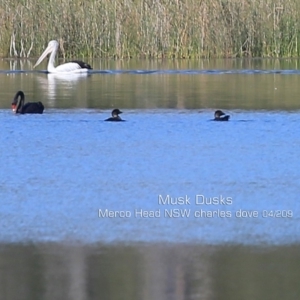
xmin=0 ymin=59 xmax=300 ymax=299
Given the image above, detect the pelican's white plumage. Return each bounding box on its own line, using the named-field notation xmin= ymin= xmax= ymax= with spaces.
xmin=33 ymin=40 xmax=92 ymax=74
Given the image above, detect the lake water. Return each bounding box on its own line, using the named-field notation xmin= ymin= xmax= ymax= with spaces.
xmin=0 ymin=58 xmax=300 ymax=299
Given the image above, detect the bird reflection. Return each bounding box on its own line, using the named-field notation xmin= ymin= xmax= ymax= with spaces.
xmin=35 ymin=73 xmax=90 ymax=107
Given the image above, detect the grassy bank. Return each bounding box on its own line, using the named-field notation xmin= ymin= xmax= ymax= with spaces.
xmin=1 ymin=0 xmax=300 ymax=59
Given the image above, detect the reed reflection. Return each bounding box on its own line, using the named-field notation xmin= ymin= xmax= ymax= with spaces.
xmin=1 ymin=243 xmax=300 ymax=300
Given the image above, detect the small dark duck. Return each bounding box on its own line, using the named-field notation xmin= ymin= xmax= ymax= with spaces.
xmin=11 ymin=91 xmax=44 ymax=114
xmin=214 ymin=110 xmax=230 ymax=121
xmin=105 ymin=109 xmax=125 ymax=122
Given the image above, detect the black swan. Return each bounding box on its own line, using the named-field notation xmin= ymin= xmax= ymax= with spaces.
xmin=12 ymin=91 xmax=44 ymax=114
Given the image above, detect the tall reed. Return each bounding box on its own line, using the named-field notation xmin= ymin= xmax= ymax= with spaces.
xmin=1 ymin=0 xmax=300 ymax=59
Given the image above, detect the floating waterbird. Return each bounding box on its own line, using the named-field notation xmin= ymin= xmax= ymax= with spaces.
xmin=11 ymin=91 xmax=44 ymax=114
xmin=33 ymin=40 xmax=92 ymax=73
xmin=105 ymin=109 xmax=125 ymax=122
xmin=214 ymin=110 xmax=230 ymax=121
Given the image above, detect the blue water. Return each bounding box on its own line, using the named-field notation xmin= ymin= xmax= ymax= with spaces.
xmin=1 ymin=109 xmax=299 ymax=244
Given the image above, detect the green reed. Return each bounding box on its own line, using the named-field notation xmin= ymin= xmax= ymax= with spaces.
xmin=1 ymin=0 xmax=300 ymax=59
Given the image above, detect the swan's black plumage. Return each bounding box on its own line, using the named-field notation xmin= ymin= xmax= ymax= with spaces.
xmin=105 ymin=109 xmax=125 ymax=122
xmin=12 ymin=91 xmax=44 ymax=114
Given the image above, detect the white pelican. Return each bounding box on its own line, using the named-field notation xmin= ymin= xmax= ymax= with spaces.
xmin=33 ymin=40 xmax=92 ymax=73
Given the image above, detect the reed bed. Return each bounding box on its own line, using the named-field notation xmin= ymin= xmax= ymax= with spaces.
xmin=1 ymin=0 xmax=300 ymax=59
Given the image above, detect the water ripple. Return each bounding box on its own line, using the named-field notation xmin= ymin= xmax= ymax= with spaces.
xmin=1 ymin=69 xmax=300 ymax=75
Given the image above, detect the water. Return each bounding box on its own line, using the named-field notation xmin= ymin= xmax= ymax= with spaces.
xmin=1 ymin=59 xmax=300 ymax=299
xmin=1 ymin=109 xmax=299 ymax=244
